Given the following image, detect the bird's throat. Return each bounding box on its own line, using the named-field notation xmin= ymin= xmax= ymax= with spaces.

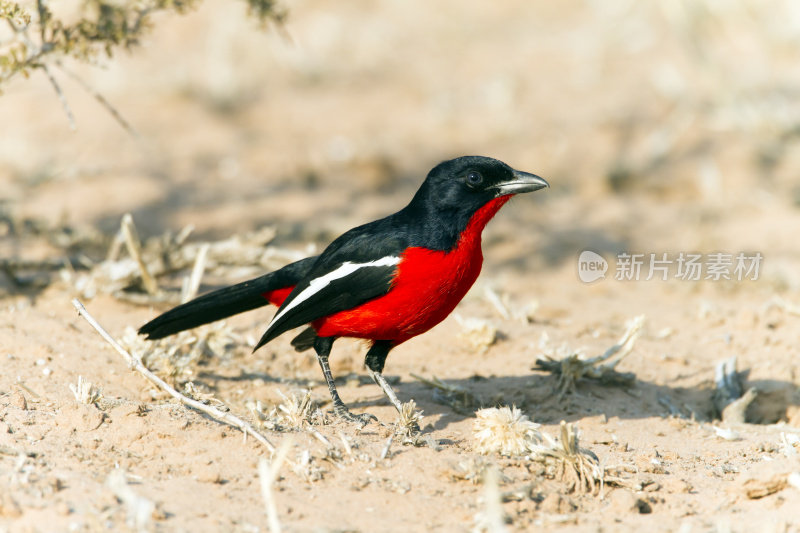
xmin=457 ymin=195 xmax=512 ymax=249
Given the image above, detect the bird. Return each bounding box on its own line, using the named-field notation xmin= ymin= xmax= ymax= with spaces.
xmin=139 ymin=156 xmax=549 ymax=423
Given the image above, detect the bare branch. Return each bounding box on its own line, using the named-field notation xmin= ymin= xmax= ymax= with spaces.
xmin=55 ymin=61 xmax=139 ymax=138
xmin=71 ymin=298 xmax=277 ymax=454
xmin=181 ymin=243 xmax=209 ymax=303
xmin=41 ymin=64 xmax=76 ymax=130
xmin=258 ymin=437 xmax=293 ymax=533
xmin=120 ymin=213 xmax=160 ymax=296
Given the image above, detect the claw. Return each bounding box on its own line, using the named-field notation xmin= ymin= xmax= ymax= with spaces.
xmin=334 ymin=406 xmax=377 ymax=426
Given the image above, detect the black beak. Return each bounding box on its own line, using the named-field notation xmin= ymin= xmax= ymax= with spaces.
xmin=494 ymin=169 xmax=550 ymax=196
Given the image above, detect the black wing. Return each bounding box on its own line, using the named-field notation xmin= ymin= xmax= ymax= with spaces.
xmin=253 ymin=226 xmax=407 ymax=350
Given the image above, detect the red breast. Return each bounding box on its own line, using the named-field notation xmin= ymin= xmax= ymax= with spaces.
xmin=313 ymin=196 xmax=511 ymax=343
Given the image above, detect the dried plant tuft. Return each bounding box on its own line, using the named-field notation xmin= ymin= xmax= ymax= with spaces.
xmin=448 ymin=457 xmax=492 ymax=485
xmin=455 ymin=314 xmax=497 ymax=353
xmin=535 ymin=315 xmax=645 ymax=394
xmin=276 ymin=390 xmax=318 ymax=429
xmin=68 ymin=375 xmax=102 ymax=405
xmin=472 ymin=407 xmax=635 ymax=495
xmin=473 ymin=406 xmax=542 ymax=456
xmin=395 ymin=400 xmax=424 ymax=438
xmin=527 ymin=421 xmax=604 ymax=494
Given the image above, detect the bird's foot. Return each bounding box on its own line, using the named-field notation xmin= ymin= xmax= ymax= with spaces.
xmin=333 ymin=405 xmax=378 ymax=426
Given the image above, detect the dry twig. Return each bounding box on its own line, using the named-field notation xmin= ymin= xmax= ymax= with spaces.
xmin=71 ymin=298 xmax=276 ymax=453
xmin=121 ymin=213 xmax=160 ymax=296
xmin=55 ymin=61 xmax=138 ymax=137
xmin=473 ymin=465 xmax=508 ymax=533
xmin=258 ymin=438 xmax=293 ymax=533
xmin=181 ymin=243 xmax=209 ymax=303
xmin=119 ymin=323 xmax=244 ymax=387
xmin=106 ymin=469 xmax=155 ymax=532
xmin=41 ymin=63 xmax=76 ymax=130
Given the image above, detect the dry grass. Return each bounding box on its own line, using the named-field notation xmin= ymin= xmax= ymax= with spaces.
xmin=534 ymin=316 xmax=645 ymax=395
xmin=276 ymin=390 xmax=321 ymax=429
xmin=455 ymin=314 xmax=498 ymax=354
xmin=68 ymin=375 xmax=102 ymax=406
xmin=119 ymin=323 xmax=245 ymax=388
xmin=395 ymin=399 xmax=424 ymax=439
xmin=411 ymin=373 xmax=481 ymax=414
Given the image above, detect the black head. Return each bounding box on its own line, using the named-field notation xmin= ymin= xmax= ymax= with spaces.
xmin=399 ymin=156 xmax=548 ymax=249
xmin=410 ymin=155 xmax=548 ymax=215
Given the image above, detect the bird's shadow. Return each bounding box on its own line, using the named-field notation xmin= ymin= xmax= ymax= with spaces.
xmin=392 ymin=373 xmax=799 ymax=431
xmin=195 ymin=368 xmax=800 ymax=431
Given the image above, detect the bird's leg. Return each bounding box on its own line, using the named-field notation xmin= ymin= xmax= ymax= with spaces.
xmin=364 ymin=341 xmax=405 ymax=414
xmin=313 ymin=336 xmax=376 ymax=425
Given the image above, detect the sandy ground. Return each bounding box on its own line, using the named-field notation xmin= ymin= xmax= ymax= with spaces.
xmin=3 ymin=1 xmax=800 ymax=531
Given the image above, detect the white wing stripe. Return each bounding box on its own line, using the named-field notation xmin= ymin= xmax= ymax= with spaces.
xmin=267 ymin=256 xmax=401 ymax=329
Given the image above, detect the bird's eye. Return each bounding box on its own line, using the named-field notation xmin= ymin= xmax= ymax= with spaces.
xmin=465 ymin=171 xmax=483 ymax=187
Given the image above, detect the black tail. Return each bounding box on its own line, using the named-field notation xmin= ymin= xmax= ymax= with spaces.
xmin=138 ymin=256 xmax=317 ymax=340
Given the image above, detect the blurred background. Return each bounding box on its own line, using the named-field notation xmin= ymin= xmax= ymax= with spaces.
xmin=3 ymin=0 xmax=800 ymax=292
xmin=5 ymin=4 xmax=800 ymax=529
